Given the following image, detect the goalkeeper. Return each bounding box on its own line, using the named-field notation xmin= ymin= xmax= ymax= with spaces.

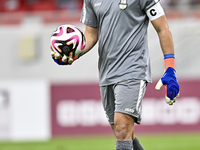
xmin=52 ymin=0 xmax=180 ymax=149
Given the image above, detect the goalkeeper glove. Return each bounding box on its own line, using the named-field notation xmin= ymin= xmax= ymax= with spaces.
xmin=155 ymin=54 xmax=180 ymax=105
xmin=50 ymin=46 xmax=81 ymax=65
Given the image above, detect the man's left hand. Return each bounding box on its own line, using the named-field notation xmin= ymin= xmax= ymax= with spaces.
xmin=155 ymin=67 xmax=180 ymax=105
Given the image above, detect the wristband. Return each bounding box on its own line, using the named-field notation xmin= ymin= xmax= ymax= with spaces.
xmin=164 ymin=54 xmax=175 ymax=70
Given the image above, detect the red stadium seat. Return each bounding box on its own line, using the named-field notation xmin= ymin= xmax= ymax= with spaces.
xmin=32 ymin=0 xmax=56 ymax=11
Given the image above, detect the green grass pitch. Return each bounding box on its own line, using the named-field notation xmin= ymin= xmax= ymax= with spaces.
xmin=0 ymin=133 xmax=200 ymax=150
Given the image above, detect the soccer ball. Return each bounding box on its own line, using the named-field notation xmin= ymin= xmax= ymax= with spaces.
xmin=50 ymin=24 xmax=86 ymax=59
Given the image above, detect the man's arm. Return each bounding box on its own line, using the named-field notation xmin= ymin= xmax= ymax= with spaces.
xmin=151 ymin=15 xmax=174 ymax=56
xmin=81 ymin=25 xmax=98 ymax=56
xmin=151 ymin=15 xmax=179 ymax=105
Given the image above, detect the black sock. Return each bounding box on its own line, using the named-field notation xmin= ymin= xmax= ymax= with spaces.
xmin=116 ymin=140 xmax=133 ymax=150
xmin=133 ymin=137 xmax=144 ymax=150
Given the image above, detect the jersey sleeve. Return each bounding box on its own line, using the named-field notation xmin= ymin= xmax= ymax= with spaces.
xmin=140 ymin=0 xmax=165 ymax=21
xmin=80 ymin=0 xmax=98 ymax=28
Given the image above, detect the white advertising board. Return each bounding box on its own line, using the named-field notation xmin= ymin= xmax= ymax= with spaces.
xmin=0 ymin=80 xmax=50 ymax=141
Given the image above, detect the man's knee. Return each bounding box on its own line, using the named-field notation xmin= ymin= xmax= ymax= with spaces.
xmin=114 ymin=113 xmax=135 ymax=141
xmin=115 ymin=122 xmax=129 ymax=140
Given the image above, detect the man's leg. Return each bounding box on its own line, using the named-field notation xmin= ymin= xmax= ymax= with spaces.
xmin=102 ymin=79 xmax=147 ymax=150
xmin=114 ymin=113 xmax=134 ymax=141
xmin=112 ymin=80 xmax=146 ymax=150
xmin=111 ymin=113 xmax=134 ymax=150
xmin=132 ymin=136 xmax=144 ymax=150
xmin=111 ymin=113 xmax=144 ymax=150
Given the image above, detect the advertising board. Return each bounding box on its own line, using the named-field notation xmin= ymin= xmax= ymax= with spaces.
xmin=51 ymin=80 xmax=200 ymax=136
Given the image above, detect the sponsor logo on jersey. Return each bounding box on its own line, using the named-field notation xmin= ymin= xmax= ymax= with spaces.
xmin=119 ymin=0 xmax=128 ymax=10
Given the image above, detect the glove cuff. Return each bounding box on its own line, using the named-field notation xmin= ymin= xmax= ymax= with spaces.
xmin=164 ymin=54 xmax=175 ymax=70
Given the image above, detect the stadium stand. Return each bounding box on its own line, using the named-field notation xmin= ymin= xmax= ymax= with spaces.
xmin=0 ymin=0 xmax=83 ymax=24
xmin=0 ymin=0 xmax=83 ymax=12
xmin=0 ymin=0 xmax=199 ymax=25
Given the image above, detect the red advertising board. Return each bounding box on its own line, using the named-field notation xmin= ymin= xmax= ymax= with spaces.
xmin=51 ymin=80 xmax=200 ymax=136
xmin=135 ymin=80 xmax=200 ymax=133
xmin=51 ymin=83 xmax=113 ymax=136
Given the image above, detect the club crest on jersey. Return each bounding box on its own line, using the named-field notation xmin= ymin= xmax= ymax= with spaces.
xmin=119 ymin=0 xmax=128 ymax=10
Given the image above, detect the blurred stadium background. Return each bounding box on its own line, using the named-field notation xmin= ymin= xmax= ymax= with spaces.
xmin=0 ymin=0 xmax=200 ymax=149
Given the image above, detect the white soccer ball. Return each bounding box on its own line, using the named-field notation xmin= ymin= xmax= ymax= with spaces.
xmin=50 ymin=24 xmax=86 ymax=58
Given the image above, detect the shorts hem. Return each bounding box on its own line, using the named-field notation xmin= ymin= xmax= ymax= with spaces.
xmin=115 ymin=111 xmax=141 ymax=124
xmin=109 ymin=122 xmax=114 ymax=125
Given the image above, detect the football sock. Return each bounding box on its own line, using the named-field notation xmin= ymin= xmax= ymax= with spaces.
xmin=116 ymin=140 xmax=133 ymax=150
xmin=133 ymin=137 xmax=144 ymax=150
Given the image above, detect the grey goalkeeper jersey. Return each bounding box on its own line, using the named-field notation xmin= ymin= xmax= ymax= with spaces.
xmin=81 ymin=0 xmax=160 ymax=86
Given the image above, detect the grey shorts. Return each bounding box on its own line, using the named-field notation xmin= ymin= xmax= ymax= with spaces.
xmin=100 ymin=79 xmax=147 ymax=124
